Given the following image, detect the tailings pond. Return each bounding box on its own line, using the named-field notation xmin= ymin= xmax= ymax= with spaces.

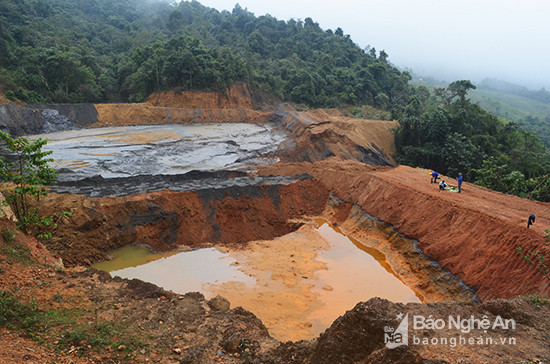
xmin=34 ymin=123 xmax=286 ymax=181
xmin=93 ymin=216 xmax=475 ymax=342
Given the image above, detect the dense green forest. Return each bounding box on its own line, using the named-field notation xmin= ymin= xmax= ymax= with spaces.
xmin=0 ymin=0 xmax=411 ymax=111
xmin=1 ymin=0 xmax=549 ymax=200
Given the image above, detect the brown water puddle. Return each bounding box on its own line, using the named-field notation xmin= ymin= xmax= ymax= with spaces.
xmin=92 ymin=246 xmax=254 ymax=295
xmin=93 ymin=219 xmax=424 ymax=342
xmin=210 ymin=220 xmax=421 ymax=341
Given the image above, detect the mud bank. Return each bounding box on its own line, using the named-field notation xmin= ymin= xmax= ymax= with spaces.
xmin=40 ymin=175 xmax=329 ymax=265
xmin=323 ymin=197 xmax=476 ymax=303
xmin=260 ymin=159 xmax=550 ymax=301
xmin=51 ymin=170 xmax=304 ymax=197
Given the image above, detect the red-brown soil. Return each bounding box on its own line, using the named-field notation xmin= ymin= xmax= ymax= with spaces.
xmin=145 ymin=84 xmax=255 ymax=109
xmin=275 ymin=105 xmax=397 ymax=165
xmin=259 ymin=159 xmax=550 ymax=301
xmin=38 ymin=178 xmax=329 ymax=266
xmin=2 ymin=84 xmax=550 ymax=363
xmin=93 ymin=84 xmax=275 ymax=127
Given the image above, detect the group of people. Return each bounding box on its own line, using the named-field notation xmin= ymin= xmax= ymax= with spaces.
xmin=431 ymin=171 xmax=537 ymax=229
xmin=430 ymin=171 xmax=463 ymax=193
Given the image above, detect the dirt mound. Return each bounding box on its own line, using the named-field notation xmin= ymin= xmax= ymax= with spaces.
xmin=0 ymin=252 xmax=277 ymax=363
xmin=259 ymin=159 xmax=550 ymax=301
xmin=306 ymin=297 xmax=550 ymax=363
xmin=274 ymin=105 xmax=397 ymax=165
xmin=39 ymin=176 xmax=329 ymax=265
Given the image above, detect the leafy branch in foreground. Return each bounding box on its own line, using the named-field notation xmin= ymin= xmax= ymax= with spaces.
xmin=0 ymin=131 xmax=69 ymax=235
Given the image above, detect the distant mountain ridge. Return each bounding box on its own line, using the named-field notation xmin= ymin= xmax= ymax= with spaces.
xmin=479 ymin=78 xmax=550 ymax=105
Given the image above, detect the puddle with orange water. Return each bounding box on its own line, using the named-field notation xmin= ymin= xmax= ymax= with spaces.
xmin=93 ymin=219 xmax=426 ymax=341
xmin=308 ymin=220 xmax=421 ymax=335
xmin=92 ymin=246 xmax=254 ymax=296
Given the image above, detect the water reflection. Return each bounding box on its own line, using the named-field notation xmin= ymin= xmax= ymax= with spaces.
xmin=93 ymin=246 xmax=254 ymax=298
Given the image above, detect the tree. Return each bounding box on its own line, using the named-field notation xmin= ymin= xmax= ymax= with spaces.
xmin=0 ymin=132 xmax=57 ymax=232
xmin=448 ymin=80 xmax=476 ymax=104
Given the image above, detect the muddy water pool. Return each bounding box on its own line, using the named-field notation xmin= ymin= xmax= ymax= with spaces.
xmin=33 ymin=123 xmax=286 ymax=181
xmin=93 ymin=219 xmax=422 ymax=341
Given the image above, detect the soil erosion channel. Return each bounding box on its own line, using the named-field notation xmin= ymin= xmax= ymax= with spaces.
xmin=39 ymin=123 xmax=475 ymax=342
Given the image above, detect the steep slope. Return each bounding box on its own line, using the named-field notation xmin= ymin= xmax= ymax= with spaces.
xmin=260 ymin=159 xmax=550 ymax=300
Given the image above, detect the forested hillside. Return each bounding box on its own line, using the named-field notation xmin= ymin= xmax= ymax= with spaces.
xmin=394 ymin=81 xmax=550 ymax=201
xmin=1 ymin=0 xmax=549 ymax=201
xmin=472 ymin=79 xmax=550 ymax=148
xmin=0 ymin=0 xmax=411 ymax=111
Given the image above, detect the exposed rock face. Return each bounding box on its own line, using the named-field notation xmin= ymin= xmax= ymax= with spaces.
xmin=40 ymin=175 xmax=329 ymax=265
xmin=0 ymin=103 xmax=98 ymax=136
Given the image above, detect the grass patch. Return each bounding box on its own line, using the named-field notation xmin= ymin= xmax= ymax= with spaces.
xmin=0 ymin=289 xmax=144 ymax=358
xmin=0 ymin=290 xmax=43 ymax=332
xmin=0 ymin=226 xmax=33 ymax=265
xmin=526 ymin=292 xmax=550 ymax=306
xmin=57 ymin=321 xmax=144 ymax=357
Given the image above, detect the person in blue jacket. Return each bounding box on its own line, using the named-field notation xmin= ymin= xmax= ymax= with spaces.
xmin=431 ymin=171 xmax=439 ymax=183
xmin=457 ymin=173 xmax=463 ymax=193
xmin=527 ymin=214 xmax=535 ymax=228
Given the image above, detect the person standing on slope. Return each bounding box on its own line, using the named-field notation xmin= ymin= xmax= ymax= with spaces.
xmin=457 ymin=173 xmax=463 ymax=193
xmin=431 ymin=171 xmax=440 ymax=183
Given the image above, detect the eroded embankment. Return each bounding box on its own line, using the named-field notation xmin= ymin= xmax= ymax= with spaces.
xmin=274 ymin=106 xmax=397 ymax=165
xmin=259 ymin=159 xmax=550 ymax=301
xmin=93 ymin=84 xmax=276 ymax=127
xmin=40 ymin=174 xmax=329 ymax=265
xmin=323 ymin=197 xmax=476 ymax=303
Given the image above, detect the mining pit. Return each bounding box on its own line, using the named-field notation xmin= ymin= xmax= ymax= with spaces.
xmin=3 ymin=88 xmax=549 ymax=362
xmin=36 ymin=122 xmax=475 ymax=343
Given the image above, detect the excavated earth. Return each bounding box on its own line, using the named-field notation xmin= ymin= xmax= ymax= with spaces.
xmin=1 ymin=85 xmax=550 ymax=363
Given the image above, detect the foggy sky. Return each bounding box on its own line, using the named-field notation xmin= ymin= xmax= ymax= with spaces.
xmin=195 ymin=0 xmax=550 ymax=90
